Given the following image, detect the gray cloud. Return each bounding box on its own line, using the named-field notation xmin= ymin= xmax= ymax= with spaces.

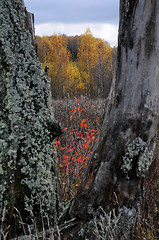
xmin=24 ymin=0 xmax=119 ymax=25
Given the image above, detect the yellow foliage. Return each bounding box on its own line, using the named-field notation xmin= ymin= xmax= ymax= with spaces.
xmin=64 ymin=62 xmax=88 ymax=97
xmin=77 ymin=29 xmax=99 ymax=96
xmin=77 ymin=28 xmax=98 ymax=75
xmin=36 ymin=30 xmax=113 ymax=98
xmin=96 ymin=38 xmax=113 ymax=79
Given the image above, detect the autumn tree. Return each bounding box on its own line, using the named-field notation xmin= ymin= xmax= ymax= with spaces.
xmin=64 ymin=62 xmax=87 ymax=97
xmin=94 ymin=39 xmax=112 ymax=98
xmin=77 ymin=29 xmax=98 ymax=98
xmin=61 ymin=0 xmax=159 ymax=239
xmin=36 ymin=35 xmax=51 ymax=64
xmin=47 ymin=35 xmax=71 ymax=98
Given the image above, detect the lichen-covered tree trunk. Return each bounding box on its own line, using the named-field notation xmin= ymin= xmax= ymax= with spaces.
xmin=61 ymin=0 xmax=159 ymax=239
xmin=0 ymin=0 xmax=61 ymax=237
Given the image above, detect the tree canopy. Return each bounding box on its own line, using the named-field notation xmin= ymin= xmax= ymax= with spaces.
xmin=36 ymin=29 xmax=115 ymax=99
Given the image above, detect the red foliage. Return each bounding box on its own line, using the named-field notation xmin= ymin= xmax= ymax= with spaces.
xmin=53 ymin=98 xmax=105 ymax=202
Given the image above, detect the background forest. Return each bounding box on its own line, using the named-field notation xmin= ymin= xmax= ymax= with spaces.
xmin=36 ymin=29 xmax=117 ymax=99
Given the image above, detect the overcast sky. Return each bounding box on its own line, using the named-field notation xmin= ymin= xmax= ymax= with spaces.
xmin=24 ymin=0 xmax=119 ymax=46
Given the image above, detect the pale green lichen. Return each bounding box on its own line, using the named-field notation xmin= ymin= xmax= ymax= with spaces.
xmin=121 ymin=137 xmax=154 ymax=177
xmin=0 ymin=0 xmax=61 ymax=230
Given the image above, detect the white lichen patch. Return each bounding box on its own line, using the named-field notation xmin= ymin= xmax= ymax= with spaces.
xmin=137 ymin=147 xmax=154 ymax=177
xmin=121 ymin=137 xmax=154 ymax=177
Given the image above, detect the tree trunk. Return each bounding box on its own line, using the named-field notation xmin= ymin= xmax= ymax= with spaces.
xmin=61 ymin=0 xmax=159 ymax=239
xmin=0 ymin=0 xmax=61 ymax=237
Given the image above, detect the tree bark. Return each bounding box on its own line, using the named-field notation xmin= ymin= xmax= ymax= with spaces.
xmin=61 ymin=0 xmax=159 ymax=239
xmin=0 ymin=0 xmax=61 ymax=237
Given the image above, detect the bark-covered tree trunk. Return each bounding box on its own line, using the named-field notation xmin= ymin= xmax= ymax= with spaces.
xmin=0 ymin=0 xmax=61 ymax=237
xmin=61 ymin=0 xmax=159 ymax=239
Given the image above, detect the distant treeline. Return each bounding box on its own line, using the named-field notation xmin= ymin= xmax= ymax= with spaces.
xmin=36 ymin=29 xmax=117 ymax=99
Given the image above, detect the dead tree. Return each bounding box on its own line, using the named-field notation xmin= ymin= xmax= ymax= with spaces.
xmin=61 ymin=0 xmax=159 ymax=239
xmin=0 ymin=0 xmax=61 ymax=237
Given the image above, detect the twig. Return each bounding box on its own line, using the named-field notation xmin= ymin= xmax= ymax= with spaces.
xmin=14 ymin=207 xmax=27 ymax=237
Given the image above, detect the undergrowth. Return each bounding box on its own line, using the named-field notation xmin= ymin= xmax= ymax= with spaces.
xmin=52 ymin=97 xmax=106 ymax=202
